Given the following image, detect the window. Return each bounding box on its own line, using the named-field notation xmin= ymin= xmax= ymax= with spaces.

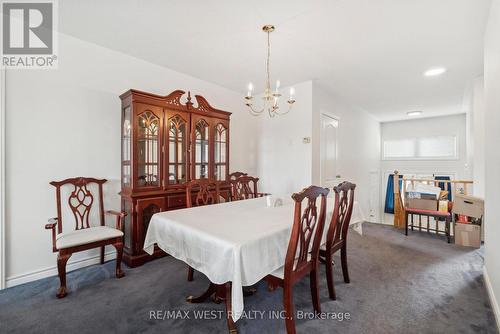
xmin=382 ymin=135 xmax=457 ymax=160
xmin=383 ymin=139 xmax=416 ymax=158
xmin=419 ymin=136 xmax=456 ymax=158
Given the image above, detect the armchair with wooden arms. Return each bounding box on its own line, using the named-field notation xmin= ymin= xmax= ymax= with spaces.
xmin=45 ymin=177 xmax=126 ymax=298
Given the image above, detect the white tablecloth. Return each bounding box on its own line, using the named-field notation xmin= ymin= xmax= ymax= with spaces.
xmin=144 ymin=196 xmax=365 ymax=321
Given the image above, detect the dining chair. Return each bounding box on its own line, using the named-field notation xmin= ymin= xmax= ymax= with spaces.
xmin=46 ymin=177 xmax=126 ymax=298
xmin=265 ymin=185 xmax=329 ymax=334
xmin=319 ymin=181 xmax=356 ymax=300
xmin=228 ymin=171 xmax=248 ymax=180
xmin=185 ymin=179 xmax=220 ymax=281
xmin=230 ymin=175 xmax=268 ymax=201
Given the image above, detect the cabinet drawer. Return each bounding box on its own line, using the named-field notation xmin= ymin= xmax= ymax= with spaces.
xmin=167 ymin=194 xmax=186 ymax=208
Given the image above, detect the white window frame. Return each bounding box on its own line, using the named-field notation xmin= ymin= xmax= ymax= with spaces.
xmin=382 ymin=135 xmax=458 ymax=161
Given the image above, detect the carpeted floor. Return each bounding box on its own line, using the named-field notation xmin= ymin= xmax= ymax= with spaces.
xmin=0 ymin=223 xmax=497 ymax=334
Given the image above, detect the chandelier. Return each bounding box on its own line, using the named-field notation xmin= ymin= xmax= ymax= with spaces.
xmin=245 ymin=25 xmax=295 ymax=117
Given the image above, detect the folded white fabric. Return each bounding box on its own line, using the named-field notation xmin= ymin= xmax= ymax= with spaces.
xmin=406 ymin=183 xmax=442 ymax=198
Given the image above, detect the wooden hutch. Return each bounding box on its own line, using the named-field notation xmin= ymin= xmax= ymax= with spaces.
xmin=119 ymin=89 xmax=231 ymax=267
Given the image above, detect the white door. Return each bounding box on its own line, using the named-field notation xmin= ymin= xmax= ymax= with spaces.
xmin=320 ymin=113 xmax=339 ymax=188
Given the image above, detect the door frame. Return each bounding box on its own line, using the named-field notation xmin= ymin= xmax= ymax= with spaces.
xmin=0 ymin=69 xmax=5 ymax=289
xmin=319 ymin=112 xmax=340 ymax=188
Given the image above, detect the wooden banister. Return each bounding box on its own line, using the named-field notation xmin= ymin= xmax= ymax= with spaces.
xmin=393 ymin=171 xmax=405 ymax=229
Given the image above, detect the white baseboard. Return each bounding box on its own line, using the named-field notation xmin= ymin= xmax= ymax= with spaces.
xmin=484 ymin=265 xmax=500 ymax=330
xmin=5 ymin=250 xmax=117 ymax=288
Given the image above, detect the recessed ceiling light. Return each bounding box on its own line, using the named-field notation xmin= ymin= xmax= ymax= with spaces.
xmin=424 ymin=67 xmax=446 ymax=77
xmin=407 ymin=111 xmax=423 ymax=117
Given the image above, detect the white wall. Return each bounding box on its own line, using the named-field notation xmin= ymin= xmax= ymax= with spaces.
xmin=471 ymin=77 xmax=486 ymax=198
xmin=381 ymin=114 xmax=470 ymax=178
xmin=380 ymin=114 xmax=469 ymax=224
xmin=255 ymin=81 xmax=381 ymax=222
xmin=483 ymin=0 xmax=500 ymax=326
xmin=312 ymin=83 xmax=381 ymax=222
xmin=256 ymin=81 xmax=314 ymax=195
xmin=4 ymin=33 xmax=259 ymax=286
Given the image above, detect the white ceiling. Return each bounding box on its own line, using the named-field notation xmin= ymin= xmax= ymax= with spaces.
xmin=59 ymin=0 xmax=492 ymax=121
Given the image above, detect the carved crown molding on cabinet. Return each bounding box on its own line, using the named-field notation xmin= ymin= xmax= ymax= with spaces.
xmin=119 ymin=89 xmax=231 ymax=118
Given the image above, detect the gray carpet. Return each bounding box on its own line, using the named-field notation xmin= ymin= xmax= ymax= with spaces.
xmin=0 ymin=223 xmax=497 ymax=334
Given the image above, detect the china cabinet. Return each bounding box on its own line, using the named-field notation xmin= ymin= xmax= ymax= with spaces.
xmin=119 ymin=89 xmax=231 ymax=267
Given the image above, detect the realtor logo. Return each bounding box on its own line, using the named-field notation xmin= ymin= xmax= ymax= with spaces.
xmin=1 ymin=0 xmax=58 ymax=68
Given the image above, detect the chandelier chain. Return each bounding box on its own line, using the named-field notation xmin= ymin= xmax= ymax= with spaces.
xmin=266 ymin=30 xmax=270 ymax=90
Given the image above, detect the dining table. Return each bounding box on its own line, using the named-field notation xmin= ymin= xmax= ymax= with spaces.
xmin=143 ymin=195 xmax=365 ymax=332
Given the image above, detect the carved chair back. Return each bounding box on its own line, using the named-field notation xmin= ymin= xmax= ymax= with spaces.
xmin=325 ymin=182 xmax=356 ymax=249
xmin=186 ymin=179 xmax=221 ymax=208
xmin=284 ymin=185 xmax=329 ymax=280
xmin=50 ymin=177 xmax=107 ymax=235
xmin=230 ymin=175 xmax=260 ymax=201
xmin=229 ymin=172 xmax=248 ymax=180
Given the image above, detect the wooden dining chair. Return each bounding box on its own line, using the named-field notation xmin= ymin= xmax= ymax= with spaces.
xmin=186 ymin=179 xmax=220 ymax=281
xmin=228 ymin=171 xmax=247 ymax=180
xmin=319 ymin=181 xmax=356 ymax=300
xmin=230 ymin=175 xmax=268 ymax=201
xmin=46 ymin=177 xmax=126 ymax=298
xmin=265 ymin=185 xmax=329 ymax=334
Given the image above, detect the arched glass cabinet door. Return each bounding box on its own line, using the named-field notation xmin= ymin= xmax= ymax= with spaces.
xmin=135 ymin=104 xmax=162 ymax=189
xmin=167 ymin=114 xmax=187 ymax=185
xmin=214 ymin=122 xmax=228 ymax=181
xmin=193 ymin=118 xmax=210 ymax=179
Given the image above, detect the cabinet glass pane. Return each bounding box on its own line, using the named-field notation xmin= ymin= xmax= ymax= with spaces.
xmin=123 ymin=164 xmax=131 ymax=187
xmin=168 ymin=115 xmax=186 ymax=184
xmin=214 ymin=123 xmax=227 ymax=180
xmin=194 ymin=119 xmax=209 ymax=179
xmin=214 ymin=123 xmax=227 ymax=164
xmin=137 ymin=111 xmax=160 ymax=187
xmin=215 ymin=165 xmax=226 ymax=181
xmin=123 ymin=107 xmax=131 ymax=161
xmin=122 ymin=107 xmax=131 ymax=187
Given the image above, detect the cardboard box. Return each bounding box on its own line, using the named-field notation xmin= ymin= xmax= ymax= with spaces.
xmin=438 ymin=200 xmax=449 ymax=213
xmin=453 ymin=194 xmax=484 ymax=219
xmin=406 ymin=198 xmax=438 ymax=211
xmin=455 ymin=222 xmax=481 ymax=248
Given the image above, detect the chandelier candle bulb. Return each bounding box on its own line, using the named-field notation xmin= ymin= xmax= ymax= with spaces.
xmin=247 ymin=82 xmax=253 ymax=97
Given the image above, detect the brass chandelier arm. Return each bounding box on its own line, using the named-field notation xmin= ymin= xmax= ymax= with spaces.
xmin=246 ymin=102 xmax=265 ymax=116
xmin=271 ymin=101 xmax=295 ymax=116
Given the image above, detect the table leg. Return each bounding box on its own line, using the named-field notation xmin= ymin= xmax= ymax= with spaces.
xmin=187 ymin=282 xmax=238 ymax=333
xmin=186 ymin=283 xmax=218 ymax=303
